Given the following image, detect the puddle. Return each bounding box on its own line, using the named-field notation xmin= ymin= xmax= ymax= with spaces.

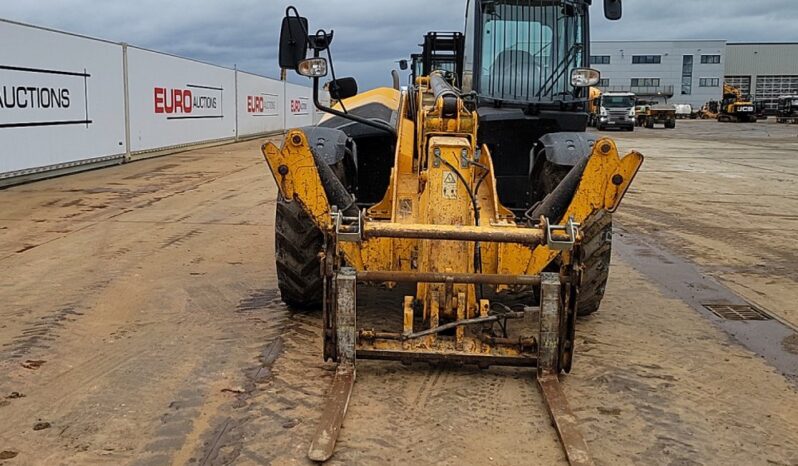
xmin=615 ymin=230 xmax=798 ymax=384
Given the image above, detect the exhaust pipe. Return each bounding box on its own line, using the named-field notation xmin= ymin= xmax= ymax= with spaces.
xmin=391 ymin=69 xmax=400 ymax=90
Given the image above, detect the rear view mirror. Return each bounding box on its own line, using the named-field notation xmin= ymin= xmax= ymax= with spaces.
xmin=328 ymin=77 xmax=358 ymax=100
xmin=279 ymin=15 xmax=309 ymax=70
xmin=603 ymin=0 xmax=622 ymax=20
xmin=398 ymin=60 xmax=409 ymax=71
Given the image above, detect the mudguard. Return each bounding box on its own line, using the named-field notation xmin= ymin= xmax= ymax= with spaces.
xmin=300 ymin=126 xmax=350 ymax=166
xmin=531 ymin=132 xmax=598 ymax=175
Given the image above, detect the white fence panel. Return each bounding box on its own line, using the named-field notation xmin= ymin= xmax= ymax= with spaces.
xmin=0 ymin=20 xmax=126 ymax=178
xmin=236 ymin=71 xmax=284 ymax=138
xmin=314 ymin=88 xmax=331 ymax=124
xmin=127 ymin=47 xmax=236 ymax=154
xmin=285 ymin=82 xmax=313 ymax=129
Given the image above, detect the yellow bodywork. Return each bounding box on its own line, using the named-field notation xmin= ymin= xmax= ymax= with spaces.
xmin=262 ymin=75 xmax=642 ymax=355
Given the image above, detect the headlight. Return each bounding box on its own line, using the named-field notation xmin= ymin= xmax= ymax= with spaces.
xmin=600 ymin=106 xmax=608 ymax=116
xmin=297 ymin=58 xmax=328 ymax=77
xmin=628 ymin=108 xmax=636 ymax=117
xmin=571 ymin=68 xmax=600 ymax=87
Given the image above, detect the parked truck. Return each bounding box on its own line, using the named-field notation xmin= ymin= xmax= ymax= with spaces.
xmin=595 ymin=91 xmax=636 ymax=131
xmin=674 ymin=104 xmax=692 ymax=119
xmin=635 ymin=101 xmax=677 ymax=129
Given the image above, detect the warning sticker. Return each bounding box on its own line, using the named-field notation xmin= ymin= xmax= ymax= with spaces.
xmin=442 ymin=171 xmax=457 ymax=199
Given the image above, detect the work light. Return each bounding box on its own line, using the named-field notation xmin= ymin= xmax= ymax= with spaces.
xmin=571 ymin=68 xmax=601 ymax=87
xmin=297 ymin=58 xmax=328 ymax=78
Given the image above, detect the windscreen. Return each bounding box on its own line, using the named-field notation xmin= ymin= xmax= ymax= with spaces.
xmin=478 ymin=0 xmax=584 ymax=102
xmin=603 ymin=96 xmax=635 ymax=108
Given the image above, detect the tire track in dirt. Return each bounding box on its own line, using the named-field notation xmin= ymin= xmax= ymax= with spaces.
xmin=168 ymin=307 xmax=329 ymax=466
xmin=126 ymin=288 xmax=293 ymax=466
xmin=169 ymin=284 xmax=568 ymax=465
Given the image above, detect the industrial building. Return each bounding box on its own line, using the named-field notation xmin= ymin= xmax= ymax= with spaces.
xmin=589 ymin=40 xmax=726 ymax=108
xmin=725 ymin=43 xmax=798 ymax=112
xmin=590 ymin=40 xmax=798 ymax=112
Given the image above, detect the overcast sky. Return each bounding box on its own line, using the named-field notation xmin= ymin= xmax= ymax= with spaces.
xmin=2 ymin=0 xmax=797 ymax=89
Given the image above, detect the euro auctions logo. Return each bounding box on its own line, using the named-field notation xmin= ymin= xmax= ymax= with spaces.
xmin=247 ymin=93 xmax=278 ymax=116
xmin=290 ymin=97 xmax=309 ymax=115
xmin=0 ymin=65 xmax=91 ymax=129
xmin=154 ymin=84 xmax=223 ymax=120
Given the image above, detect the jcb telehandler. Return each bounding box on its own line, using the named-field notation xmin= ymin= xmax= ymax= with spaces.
xmin=263 ymin=1 xmax=642 ymax=463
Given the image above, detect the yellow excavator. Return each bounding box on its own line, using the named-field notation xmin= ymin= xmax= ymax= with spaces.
xmin=263 ymin=1 xmax=641 ymax=463
xmin=586 ymin=86 xmax=602 ymax=127
xmin=718 ymin=82 xmax=757 ymax=123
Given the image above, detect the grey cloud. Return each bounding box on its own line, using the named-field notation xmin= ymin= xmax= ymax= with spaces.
xmin=2 ymin=0 xmax=797 ymax=90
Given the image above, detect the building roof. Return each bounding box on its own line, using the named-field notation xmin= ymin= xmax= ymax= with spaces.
xmin=728 ymin=42 xmax=798 ymax=46
xmin=592 ymin=39 xmax=726 ymax=43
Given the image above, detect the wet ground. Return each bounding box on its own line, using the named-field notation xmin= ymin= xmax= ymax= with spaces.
xmin=0 ymin=120 xmax=797 ymax=465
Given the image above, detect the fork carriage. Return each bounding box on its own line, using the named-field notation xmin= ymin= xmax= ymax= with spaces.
xmin=322 ymin=217 xmax=582 ymax=372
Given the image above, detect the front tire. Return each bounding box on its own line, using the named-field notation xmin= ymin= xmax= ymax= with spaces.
xmin=535 ymin=161 xmax=614 ymax=317
xmin=577 ymin=210 xmax=613 ymax=317
xmin=275 ymin=195 xmax=324 ymax=309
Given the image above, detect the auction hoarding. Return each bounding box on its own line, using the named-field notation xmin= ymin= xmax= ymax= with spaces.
xmin=126 ymin=46 xmax=236 ymax=154
xmin=285 ymin=82 xmax=314 ymax=129
xmin=236 ymin=70 xmax=283 ymax=137
xmin=0 ymin=20 xmax=126 ymax=177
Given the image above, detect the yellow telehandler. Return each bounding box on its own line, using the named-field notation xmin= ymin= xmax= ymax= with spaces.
xmin=263 ymin=1 xmax=641 ymax=463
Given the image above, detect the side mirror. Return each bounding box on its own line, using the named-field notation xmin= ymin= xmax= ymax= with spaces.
xmin=279 ymin=15 xmax=309 ymax=70
xmin=328 ymin=77 xmax=358 ymax=100
xmin=398 ymin=60 xmax=409 ymax=71
xmin=603 ymin=0 xmax=622 ymax=20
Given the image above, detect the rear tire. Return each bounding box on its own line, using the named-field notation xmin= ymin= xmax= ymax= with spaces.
xmin=275 ymin=195 xmax=324 ymax=309
xmin=577 ymin=210 xmax=613 ymax=316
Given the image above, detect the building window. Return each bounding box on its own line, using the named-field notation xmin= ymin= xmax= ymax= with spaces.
xmin=631 ymin=78 xmax=661 ymax=87
xmin=682 ymin=55 xmax=693 ymax=95
xmin=700 ymin=55 xmax=721 ymax=64
xmin=632 ymin=55 xmax=661 ymax=64
xmin=590 ymin=55 xmax=611 ymax=65
xmin=725 ymin=75 xmax=751 ymax=97
xmin=598 ymin=78 xmax=610 ymax=87
xmin=699 ymin=78 xmax=720 ymax=87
